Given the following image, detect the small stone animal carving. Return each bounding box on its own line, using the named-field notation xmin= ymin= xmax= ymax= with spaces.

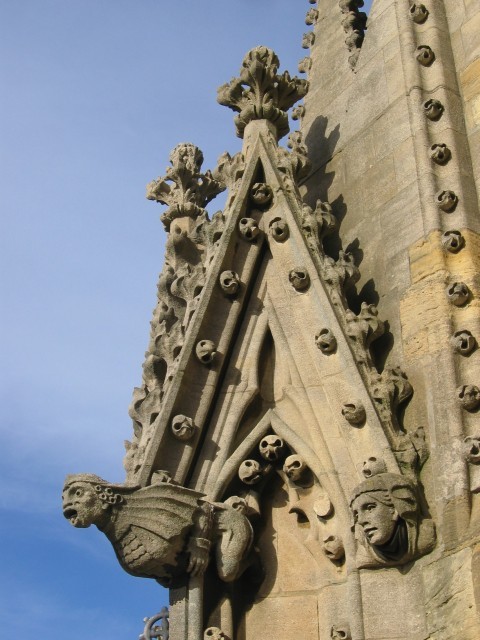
xmin=62 ymin=474 xmax=253 ymax=587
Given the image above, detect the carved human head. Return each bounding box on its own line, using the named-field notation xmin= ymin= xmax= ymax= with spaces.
xmin=219 ymin=270 xmax=240 ymax=296
xmin=250 ymin=182 xmax=273 ymax=207
xmin=238 ymin=459 xmax=263 ymax=485
xmin=259 ymin=434 xmax=285 ymax=462
xmin=322 ymin=535 xmax=345 ymax=561
xmin=269 ymin=217 xmax=289 ymax=242
xmin=289 ymin=268 xmax=310 ymax=291
xmin=362 ymin=456 xmax=387 ymax=478
xmin=196 ymin=340 xmax=217 ymax=365
xmin=238 ymin=217 xmax=260 ymax=241
xmin=350 ymin=473 xmax=418 ymax=550
xmin=457 ymin=385 xmax=480 ymax=411
xmin=330 ymin=624 xmax=351 ymax=640
xmin=204 ymin=628 xmax=226 ymax=640
xmin=62 ymin=474 xmax=123 ymax=528
xmin=171 ymin=414 xmax=196 ymax=441
xmin=283 ymin=454 xmax=308 ymax=483
xmin=315 ymin=328 xmax=337 ymax=354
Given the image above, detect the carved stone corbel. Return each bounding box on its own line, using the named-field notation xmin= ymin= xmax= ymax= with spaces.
xmin=349 ymin=472 xmax=436 ymax=568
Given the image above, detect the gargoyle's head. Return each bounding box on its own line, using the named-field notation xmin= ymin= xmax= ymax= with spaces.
xmin=62 ymin=474 xmax=122 ymax=528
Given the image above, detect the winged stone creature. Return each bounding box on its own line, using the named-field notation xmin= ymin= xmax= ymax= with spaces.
xmin=62 ymin=473 xmax=254 ymax=588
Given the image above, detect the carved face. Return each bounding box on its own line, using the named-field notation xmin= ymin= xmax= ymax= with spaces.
xmin=238 ymin=217 xmax=260 ymax=241
xmin=341 ymin=402 xmax=366 ymax=426
xmin=452 ymin=330 xmax=476 ymax=355
xmin=315 ymin=328 xmax=337 ymax=354
xmin=436 ymin=190 xmax=458 ymax=212
xmin=430 ymin=143 xmax=451 ymax=165
xmin=410 ymin=3 xmax=429 ymax=24
xmin=351 ymin=492 xmax=398 ymax=546
xmin=442 ymin=230 xmax=464 ymax=253
xmin=269 ymin=217 xmax=289 ymax=242
xmin=322 ymin=535 xmax=344 ymax=561
xmin=238 ymin=459 xmax=263 ymax=485
xmin=288 ymin=268 xmax=310 ymax=291
xmin=219 ymin=270 xmax=240 ymax=296
xmin=196 ymin=340 xmax=217 ymax=364
xmin=464 ymin=436 xmax=480 ymax=465
xmin=283 ymin=454 xmax=307 ymax=482
xmin=447 ymin=282 xmax=469 ymax=306
xmin=171 ymin=414 xmax=195 ymax=441
xmin=204 ymin=628 xmax=226 ymax=640
xmin=457 ymin=385 xmax=480 ymax=411
xmin=62 ymin=481 xmax=108 ymax=528
xmin=250 ymin=183 xmax=273 ymax=207
xmin=423 ymin=98 xmax=443 ymax=120
xmin=259 ymin=435 xmax=285 ymax=462
xmin=330 ymin=625 xmax=351 ymax=640
xmin=362 ymin=456 xmax=387 ymax=478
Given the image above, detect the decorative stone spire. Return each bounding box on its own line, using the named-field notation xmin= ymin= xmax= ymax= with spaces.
xmin=217 ymin=46 xmax=308 ymax=140
xmin=146 ymin=143 xmax=225 ymax=230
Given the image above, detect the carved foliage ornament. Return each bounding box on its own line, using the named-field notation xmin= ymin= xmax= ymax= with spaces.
xmin=217 ymin=47 xmax=308 ymax=139
xmin=146 ymin=143 xmax=225 ymax=230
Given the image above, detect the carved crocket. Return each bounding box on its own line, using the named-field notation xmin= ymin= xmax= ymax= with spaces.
xmin=62 ymin=474 xmax=253 ymax=587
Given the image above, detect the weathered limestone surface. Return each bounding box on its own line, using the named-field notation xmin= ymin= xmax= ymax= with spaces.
xmin=63 ymin=2 xmax=480 ymax=640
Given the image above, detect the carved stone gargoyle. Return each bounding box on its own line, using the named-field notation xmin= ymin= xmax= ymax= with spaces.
xmin=349 ymin=472 xmax=435 ymax=568
xmin=62 ymin=474 xmax=254 ymax=588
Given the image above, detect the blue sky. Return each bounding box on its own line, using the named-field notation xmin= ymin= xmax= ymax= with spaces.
xmin=0 ymin=1 xmax=371 ymax=637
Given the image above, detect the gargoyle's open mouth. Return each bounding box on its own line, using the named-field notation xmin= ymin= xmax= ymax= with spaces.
xmin=63 ymin=507 xmax=78 ymax=525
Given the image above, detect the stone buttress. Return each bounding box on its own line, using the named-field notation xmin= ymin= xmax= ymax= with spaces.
xmin=63 ymin=2 xmax=480 ymax=639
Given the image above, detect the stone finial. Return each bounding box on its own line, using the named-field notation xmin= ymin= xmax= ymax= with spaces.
xmin=217 ymin=46 xmax=308 ymax=139
xmin=146 ymin=143 xmax=225 ymax=230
